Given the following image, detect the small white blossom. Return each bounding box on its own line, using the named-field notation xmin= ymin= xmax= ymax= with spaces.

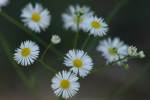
xmin=138 ymin=51 xmax=145 ymax=58
xmin=51 ymin=35 xmax=61 ymax=44
xmin=128 ymin=46 xmax=145 ymax=58
xmin=128 ymin=46 xmax=138 ymax=56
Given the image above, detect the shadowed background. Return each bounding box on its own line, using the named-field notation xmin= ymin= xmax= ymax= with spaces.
xmin=0 ymin=0 xmax=150 ymax=100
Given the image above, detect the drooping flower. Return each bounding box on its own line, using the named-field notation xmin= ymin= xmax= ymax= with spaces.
xmin=51 ymin=70 xmax=80 ymax=99
xmin=21 ymin=3 xmax=51 ymax=33
xmin=14 ymin=40 xmax=40 ymax=66
xmin=51 ymin=35 xmax=61 ymax=44
xmin=64 ymin=50 xmax=93 ymax=77
xmin=62 ymin=5 xmax=94 ymax=32
xmin=82 ymin=16 xmax=108 ymax=37
xmin=97 ymin=38 xmax=128 ymax=64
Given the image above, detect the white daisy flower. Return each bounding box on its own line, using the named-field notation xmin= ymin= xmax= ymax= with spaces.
xmin=21 ymin=3 xmax=51 ymax=33
xmin=97 ymin=38 xmax=128 ymax=63
xmin=82 ymin=16 xmax=108 ymax=37
xmin=51 ymin=70 xmax=80 ymax=99
xmin=51 ymin=35 xmax=61 ymax=44
xmin=62 ymin=5 xmax=94 ymax=32
xmin=14 ymin=40 xmax=40 ymax=66
xmin=0 ymin=0 xmax=9 ymax=10
xmin=64 ymin=50 xmax=93 ymax=77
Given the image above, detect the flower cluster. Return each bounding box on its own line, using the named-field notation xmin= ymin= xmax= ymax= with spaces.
xmin=97 ymin=38 xmax=145 ymax=68
xmin=62 ymin=5 xmax=108 ymax=37
xmin=1 ymin=1 xmax=145 ymax=99
xmin=128 ymin=46 xmax=145 ymax=58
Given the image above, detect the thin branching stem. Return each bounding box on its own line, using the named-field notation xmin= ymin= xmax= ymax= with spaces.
xmin=81 ymin=35 xmax=90 ymax=50
xmin=40 ymin=42 xmax=52 ymax=60
xmin=0 ymin=11 xmax=63 ymax=57
xmin=108 ymin=61 xmax=150 ymax=100
xmin=38 ymin=59 xmax=57 ymax=73
xmin=0 ymin=11 xmax=46 ymax=46
xmin=0 ymin=32 xmax=33 ymax=88
xmin=73 ymin=14 xmax=80 ymax=49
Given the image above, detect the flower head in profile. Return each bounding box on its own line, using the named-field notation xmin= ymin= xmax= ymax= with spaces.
xmin=62 ymin=5 xmax=94 ymax=32
xmin=51 ymin=70 xmax=80 ymax=99
xmin=97 ymin=38 xmax=128 ymax=64
xmin=51 ymin=35 xmax=61 ymax=44
xmin=21 ymin=3 xmax=51 ymax=33
xmin=82 ymin=16 xmax=108 ymax=37
xmin=64 ymin=50 xmax=93 ymax=77
xmin=0 ymin=0 xmax=9 ymax=10
xmin=14 ymin=40 xmax=40 ymax=66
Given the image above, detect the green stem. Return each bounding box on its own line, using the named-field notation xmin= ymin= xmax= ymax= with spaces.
xmin=0 ymin=32 xmax=32 ymax=89
xmin=0 ymin=11 xmax=46 ymax=47
xmin=92 ymin=55 xmax=130 ymax=73
xmin=59 ymin=97 xmax=66 ymax=100
xmin=81 ymin=35 xmax=90 ymax=50
xmin=38 ymin=60 xmax=57 ymax=74
xmin=0 ymin=11 xmax=63 ymax=57
xmin=40 ymin=43 xmax=52 ymax=60
xmin=50 ymin=45 xmax=64 ymax=57
xmin=108 ymin=61 xmax=150 ymax=100
xmin=73 ymin=15 xmax=80 ymax=49
xmin=74 ymin=32 xmax=79 ymax=49
xmin=87 ymin=0 xmax=129 ymax=49
xmin=106 ymin=0 xmax=129 ymax=23
xmin=0 ymin=32 xmax=56 ymax=100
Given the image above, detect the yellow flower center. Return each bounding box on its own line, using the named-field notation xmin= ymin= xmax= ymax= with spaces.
xmin=108 ymin=47 xmax=118 ymax=56
xmin=21 ymin=48 xmax=31 ymax=57
xmin=60 ymin=80 xmax=70 ymax=89
xmin=73 ymin=59 xmax=83 ymax=68
xmin=32 ymin=12 xmax=41 ymax=22
xmin=91 ymin=21 xmax=101 ymax=29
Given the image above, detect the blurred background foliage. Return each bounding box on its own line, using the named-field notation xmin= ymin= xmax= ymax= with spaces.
xmin=0 ymin=0 xmax=150 ymax=100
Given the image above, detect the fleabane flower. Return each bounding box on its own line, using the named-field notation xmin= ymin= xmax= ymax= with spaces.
xmin=62 ymin=5 xmax=94 ymax=32
xmin=51 ymin=35 xmax=61 ymax=44
xmin=97 ymin=38 xmax=128 ymax=64
xmin=14 ymin=40 xmax=40 ymax=66
xmin=82 ymin=16 xmax=108 ymax=37
xmin=64 ymin=50 xmax=93 ymax=77
xmin=0 ymin=0 xmax=9 ymax=10
xmin=21 ymin=3 xmax=51 ymax=33
xmin=51 ymin=70 xmax=80 ymax=99
xmin=128 ymin=46 xmax=145 ymax=58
